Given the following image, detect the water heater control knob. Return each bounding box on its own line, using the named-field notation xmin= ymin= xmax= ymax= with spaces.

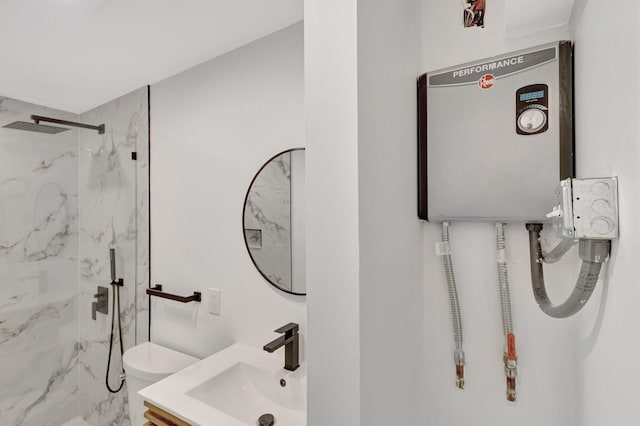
xmin=517 ymin=108 xmax=547 ymax=133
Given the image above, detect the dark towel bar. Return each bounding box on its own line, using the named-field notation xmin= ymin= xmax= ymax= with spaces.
xmin=146 ymin=284 xmax=201 ymax=303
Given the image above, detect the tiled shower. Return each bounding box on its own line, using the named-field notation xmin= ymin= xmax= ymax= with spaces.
xmin=0 ymin=87 xmax=149 ymax=426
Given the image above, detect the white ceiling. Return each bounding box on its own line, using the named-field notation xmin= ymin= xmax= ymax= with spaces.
xmin=0 ymin=0 xmax=303 ymax=113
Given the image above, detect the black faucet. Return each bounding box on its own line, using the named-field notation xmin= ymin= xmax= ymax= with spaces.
xmin=263 ymin=323 xmax=300 ymax=371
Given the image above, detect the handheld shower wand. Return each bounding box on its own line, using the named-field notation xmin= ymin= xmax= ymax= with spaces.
xmin=106 ymin=248 xmax=126 ymax=393
xmin=110 ymin=248 xmax=117 ymax=282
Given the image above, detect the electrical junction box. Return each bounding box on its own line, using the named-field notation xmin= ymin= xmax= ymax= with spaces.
xmin=417 ymin=41 xmax=574 ymax=222
xmin=549 ymin=177 xmax=619 ymax=240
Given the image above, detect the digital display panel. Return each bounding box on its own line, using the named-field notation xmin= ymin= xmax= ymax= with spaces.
xmin=519 ymin=90 xmax=545 ymax=102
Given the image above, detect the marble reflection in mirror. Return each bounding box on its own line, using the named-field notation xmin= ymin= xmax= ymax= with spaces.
xmin=243 ymin=148 xmax=305 ymax=295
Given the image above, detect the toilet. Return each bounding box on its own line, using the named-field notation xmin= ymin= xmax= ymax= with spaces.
xmin=123 ymin=342 xmax=199 ymax=426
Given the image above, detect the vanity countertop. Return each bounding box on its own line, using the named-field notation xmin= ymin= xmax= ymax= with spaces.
xmin=138 ymin=343 xmax=306 ymax=426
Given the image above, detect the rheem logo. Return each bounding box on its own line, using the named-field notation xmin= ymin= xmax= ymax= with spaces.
xmin=478 ymin=74 xmax=495 ymax=89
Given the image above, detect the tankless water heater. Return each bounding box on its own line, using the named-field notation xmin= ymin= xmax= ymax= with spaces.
xmin=418 ymin=41 xmax=574 ymax=222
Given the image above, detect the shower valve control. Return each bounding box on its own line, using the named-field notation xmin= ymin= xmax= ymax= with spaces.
xmin=92 ymin=286 xmax=109 ymax=320
xmin=549 ymin=177 xmax=619 ymax=240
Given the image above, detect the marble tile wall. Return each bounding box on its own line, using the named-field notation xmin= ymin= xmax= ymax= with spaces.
xmin=0 ymin=87 xmax=149 ymax=426
xmin=77 ymin=87 xmax=149 ymax=426
xmin=0 ymin=97 xmax=80 ymax=426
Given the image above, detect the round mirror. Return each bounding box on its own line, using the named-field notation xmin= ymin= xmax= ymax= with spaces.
xmin=243 ymin=148 xmax=305 ymax=295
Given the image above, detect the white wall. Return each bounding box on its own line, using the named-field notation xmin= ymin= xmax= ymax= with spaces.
xmin=305 ymin=0 xmax=423 ymax=425
xmin=149 ymin=3 xmax=639 ymax=426
xmin=421 ymin=1 xmax=578 ymax=425
xmin=571 ymin=1 xmax=640 ymax=425
xmin=305 ymin=1 xmax=361 ymax=424
xmin=357 ymin=1 xmax=424 ymax=425
xmin=504 ymin=0 xmax=575 ymax=38
xmin=150 ymin=23 xmax=305 ymax=359
xmin=421 ymin=1 xmax=638 ymax=426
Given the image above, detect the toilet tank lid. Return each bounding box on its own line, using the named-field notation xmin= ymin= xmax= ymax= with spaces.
xmin=123 ymin=342 xmax=199 ymax=381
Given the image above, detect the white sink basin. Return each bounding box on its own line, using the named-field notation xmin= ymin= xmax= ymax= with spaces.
xmin=187 ymin=361 xmax=306 ymax=424
xmin=138 ymin=343 xmax=307 ymax=426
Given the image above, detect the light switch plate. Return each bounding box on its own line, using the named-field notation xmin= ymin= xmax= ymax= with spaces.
xmin=208 ymin=288 xmax=221 ymax=315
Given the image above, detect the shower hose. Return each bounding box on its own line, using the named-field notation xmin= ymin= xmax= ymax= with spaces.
xmin=106 ymin=249 xmax=126 ymax=393
xmin=526 ymin=224 xmax=611 ymax=319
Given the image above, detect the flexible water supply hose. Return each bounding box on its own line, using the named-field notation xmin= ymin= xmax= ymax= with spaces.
xmin=526 ymin=224 xmax=610 ymax=319
xmin=495 ymin=223 xmax=517 ymax=402
xmin=440 ymin=222 xmax=465 ymax=389
xmin=496 ymin=224 xmax=513 ymax=336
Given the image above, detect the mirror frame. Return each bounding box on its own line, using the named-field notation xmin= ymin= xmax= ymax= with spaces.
xmin=242 ymin=147 xmax=306 ymax=296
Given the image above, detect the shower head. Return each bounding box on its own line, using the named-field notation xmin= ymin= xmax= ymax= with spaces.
xmin=2 ymin=115 xmax=105 ymax=135
xmin=2 ymin=120 xmax=70 ymax=134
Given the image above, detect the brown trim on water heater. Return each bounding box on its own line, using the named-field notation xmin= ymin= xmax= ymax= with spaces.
xmin=417 ymin=73 xmax=429 ymax=221
xmin=558 ymin=40 xmax=575 ymax=179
